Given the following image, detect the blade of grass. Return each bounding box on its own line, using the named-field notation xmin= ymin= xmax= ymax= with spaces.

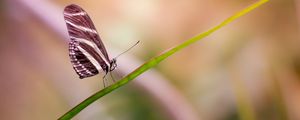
xmin=58 ymin=0 xmax=269 ymax=119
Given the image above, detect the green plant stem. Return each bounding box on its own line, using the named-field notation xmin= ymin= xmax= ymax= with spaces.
xmin=58 ymin=0 xmax=269 ymax=119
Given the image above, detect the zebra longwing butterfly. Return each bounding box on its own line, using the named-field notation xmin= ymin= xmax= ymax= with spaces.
xmin=63 ymin=4 xmax=138 ymax=80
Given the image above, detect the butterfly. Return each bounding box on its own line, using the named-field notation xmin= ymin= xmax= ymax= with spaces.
xmin=63 ymin=4 xmax=139 ymax=84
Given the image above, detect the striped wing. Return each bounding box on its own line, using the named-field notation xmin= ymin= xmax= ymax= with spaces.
xmin=64 ymin=4 xmax=110 ymax=79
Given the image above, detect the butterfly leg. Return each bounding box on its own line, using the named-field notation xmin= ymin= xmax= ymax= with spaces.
xmin=103 ymin=73 xmax=108 ymax=87
xmin=109 ymin=72 xmax=116 ymax=83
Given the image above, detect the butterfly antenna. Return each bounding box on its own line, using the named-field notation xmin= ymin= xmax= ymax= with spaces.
xmin=114 ymin=41 xmax=140 ymax=59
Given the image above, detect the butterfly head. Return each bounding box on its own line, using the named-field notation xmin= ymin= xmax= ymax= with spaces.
xmin=109 ymin=58 xmax=117 ymax=71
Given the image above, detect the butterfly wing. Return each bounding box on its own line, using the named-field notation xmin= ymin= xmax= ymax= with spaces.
xmin=64 ymin=4 xmax=110 ymax=78
xmin=68 ymin=41 xmax=99 ymax=78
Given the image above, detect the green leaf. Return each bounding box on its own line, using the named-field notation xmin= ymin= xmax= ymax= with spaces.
xmin=58 ymin=0 xmax=269 ymax=119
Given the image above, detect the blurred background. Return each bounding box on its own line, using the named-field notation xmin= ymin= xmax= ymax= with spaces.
xmin=0 ymin=0 xmax=299 ymax=120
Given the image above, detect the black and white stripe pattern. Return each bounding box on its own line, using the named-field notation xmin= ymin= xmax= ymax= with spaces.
xmin=63 ymin=4 xmax=116 ymax=79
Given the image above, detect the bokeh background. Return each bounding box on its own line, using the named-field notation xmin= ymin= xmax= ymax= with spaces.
xmin=1 ymin=0 xmax=299 ymax=120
